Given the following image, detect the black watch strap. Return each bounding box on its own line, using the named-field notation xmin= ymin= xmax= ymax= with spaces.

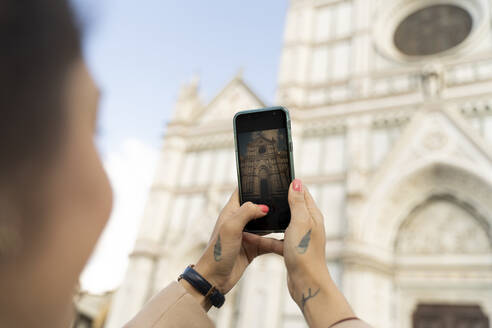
xmin=178 ymin=265 xmax=225 ymax=308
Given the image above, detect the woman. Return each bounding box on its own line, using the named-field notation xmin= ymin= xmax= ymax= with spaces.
xmin=0 ymin=1 xmax=371 ymax=327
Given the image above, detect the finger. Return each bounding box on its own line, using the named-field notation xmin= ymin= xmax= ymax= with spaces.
xmin=303 ymin=186 xmax=324 ymax=227
xmin=235 ymin=202 xmax=269 ymax=228
xmin=243 ymin=232 xmax=284 ymax=256
xmin=223 ymin=202 xmax=269 ymax=235
xmin=288 ymin=179 xmax=311 ymax=227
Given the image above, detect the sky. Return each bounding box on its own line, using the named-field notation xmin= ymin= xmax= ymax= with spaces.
xmin=71 ymin=0 xmax=289 ymax=293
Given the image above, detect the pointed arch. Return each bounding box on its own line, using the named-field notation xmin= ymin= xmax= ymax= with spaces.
xmin=394 ymin=194 xmax=492 ymax=255
xmin=354 ymin=161 xmax=492 ymax=253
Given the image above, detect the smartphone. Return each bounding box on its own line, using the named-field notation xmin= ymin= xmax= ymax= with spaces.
xmin=233 ymin=106 xmax=295 ymax=233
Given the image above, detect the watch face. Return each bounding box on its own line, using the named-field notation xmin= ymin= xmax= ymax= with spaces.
xmin=394 ymin=4 xmax=473 ymax=56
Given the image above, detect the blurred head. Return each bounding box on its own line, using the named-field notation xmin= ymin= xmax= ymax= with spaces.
xmin=0 ymin=1 xmax=113 ymax=326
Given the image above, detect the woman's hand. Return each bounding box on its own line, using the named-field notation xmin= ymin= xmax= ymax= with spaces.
xmin=284 ymin=179 xmax=329 ymax=304
xmin=182 ymin=189 xmax=283 ymax=310
xmin=284 ymin=179 xmax=355 ymax=327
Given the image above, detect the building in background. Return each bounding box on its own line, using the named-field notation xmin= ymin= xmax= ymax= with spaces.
xmin=106 ymin=1 xmax=492 ymax=327
xmin=73 ymin=290 xmax=113 ymax=328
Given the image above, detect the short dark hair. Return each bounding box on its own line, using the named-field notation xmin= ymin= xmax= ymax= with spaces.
xmin=0 ymin=0 xmax=81 ymax=178
xmin=0 ymin=0 xmax=81 ymax=248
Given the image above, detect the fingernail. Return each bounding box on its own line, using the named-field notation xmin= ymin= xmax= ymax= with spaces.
xmin=293 ymin=179 xmax=303 ymax=192
xmin=258 ymin=204 xmax=269 ymax=213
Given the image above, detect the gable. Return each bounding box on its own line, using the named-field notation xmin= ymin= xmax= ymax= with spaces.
xmin=355 ymin=105 xmax=492 ymax=250
xmin=196 ymin=77 xmax=266 ymax=125
xmin=250 ymin=134 xmax=275 ymax=145
xmin=369 ymin=104 xmax=492 ymax=192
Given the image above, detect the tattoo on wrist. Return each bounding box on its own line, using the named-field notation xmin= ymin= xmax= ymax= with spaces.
xmin=214 ymin=234 xmax=222 ymax=261
xmin=300 ymin=287 xmax=320 ymax=313
xmin=296 ymin=229 xmax=312 ymax=254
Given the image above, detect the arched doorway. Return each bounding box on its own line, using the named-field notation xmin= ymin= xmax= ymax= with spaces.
xmin=346 ymin=163 xmax=492 ymax=328
xmin=395 ymin=195 xmax=490 ymax=255
xmin=394 ymin=194 xmax=491 ymax=328
xmin=258 ymin=166 xmax=270 ymax=201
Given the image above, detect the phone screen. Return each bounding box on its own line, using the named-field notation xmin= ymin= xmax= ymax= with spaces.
xmin=235 ymin=108 xmax=293 ymax=232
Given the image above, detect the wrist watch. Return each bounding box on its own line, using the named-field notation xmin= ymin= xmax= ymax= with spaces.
xmin=178 ymin=265 xmax=225 ymax=308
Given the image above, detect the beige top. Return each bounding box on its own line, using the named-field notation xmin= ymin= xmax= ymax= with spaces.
xmin=125 ymin=282 xmax=372 ymax=328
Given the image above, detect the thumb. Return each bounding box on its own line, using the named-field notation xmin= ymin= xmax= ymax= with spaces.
xmin=228 ymin=202 xmax=269 ymax=233
xmin=288 ymin=179 xmax=310 ymax=227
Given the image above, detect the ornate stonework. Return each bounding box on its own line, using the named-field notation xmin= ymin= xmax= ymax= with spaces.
xmin=396 ymin=198 xmax=491 ymax=254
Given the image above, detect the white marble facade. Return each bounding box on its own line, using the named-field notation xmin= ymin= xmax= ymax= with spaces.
xmin=106 ymin=1 xmax=492 ymax=327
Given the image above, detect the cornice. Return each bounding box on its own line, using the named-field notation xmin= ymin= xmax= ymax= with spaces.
xmin=395 ymin=254 xmax=492 ymax=271
xmin=293 ymin=96 xmax=421 ymax=121
xmin=341 ymin=240 xmax=396 ymax=275
xmin=186 ymin=133 xmax=234 ymax=151
xmin=459 ymin=100 xmax=492 ymax=118
xmin=161 ymin=96 xmax=492 ymax=154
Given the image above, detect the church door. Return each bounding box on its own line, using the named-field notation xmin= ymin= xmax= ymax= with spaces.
xmin=260 ymin=179 xmax=269 ymax=200
xmin=258 ymin=167 xmax=270 ymax=200
xmin=413 ymin=304 xmax=489 ymax=328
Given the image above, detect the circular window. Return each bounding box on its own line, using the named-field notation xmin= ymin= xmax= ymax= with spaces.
xmin=394 ymin=4 xmax=472 ymax=56
xmin=259 ymin=145 xmax=266 ymax=154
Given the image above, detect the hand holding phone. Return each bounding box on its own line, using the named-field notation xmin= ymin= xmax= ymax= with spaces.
xmin=283 ymin=180 xmax=355 ymax=327
xmin=192 ymin=190 xmax=283 ymax=305
xmin=233 ymin=107 xmax=295 ymax=233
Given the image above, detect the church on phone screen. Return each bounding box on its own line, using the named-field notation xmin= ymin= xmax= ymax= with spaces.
xmin=106 ymin=1 xmax=492 ymax=327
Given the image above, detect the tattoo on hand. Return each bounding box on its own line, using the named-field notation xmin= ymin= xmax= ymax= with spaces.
xmin=301 ymin=287 xmax=320 ymax=313
xmin=296 ymin=229 xmax=312 ymax=254
xmin=214 ymin=234 xmax=222 ymax=261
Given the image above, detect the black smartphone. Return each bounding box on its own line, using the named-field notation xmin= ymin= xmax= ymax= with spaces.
xmin=233 ymin=106 xmax=295 ymax=233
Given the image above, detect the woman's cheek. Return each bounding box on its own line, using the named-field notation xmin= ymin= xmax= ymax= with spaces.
xmin=63 ymin=129 xmax=113 ymax=233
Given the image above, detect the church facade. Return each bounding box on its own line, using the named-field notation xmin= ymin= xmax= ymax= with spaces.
xmin=106 ymin=1 xmax=492 ymax=327
xmin=239 ymin=131 xmax=290 ymax=201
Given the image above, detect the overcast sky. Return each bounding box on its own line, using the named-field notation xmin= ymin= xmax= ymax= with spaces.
xmin=71 ymin=0 xmax=289 ymax=293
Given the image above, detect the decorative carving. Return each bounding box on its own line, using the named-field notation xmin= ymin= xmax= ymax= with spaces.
xmin=173 ymin=75 xmax=202 ymax=123
xmin=396 ymin=199 xmax=491 ymax=254
xmin=371 ymin=162 xmax=492 ymax=255
xmin=420 ymin=65 xmax=445 ymax=99
xmin=423 ymin=132 xmax=448 ymax=150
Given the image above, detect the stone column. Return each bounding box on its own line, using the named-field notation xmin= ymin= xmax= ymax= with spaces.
xmin=341 ymin=115 xmax=372 ymax=316
xmin=342 ymin=115 xmax=394 ymax=328
xmin=345 ymin=115 xmax=371 ymax=236
xmin=345 ymin=116 xmax=371 ymax=195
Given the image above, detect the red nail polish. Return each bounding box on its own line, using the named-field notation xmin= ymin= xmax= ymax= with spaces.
xmin=293 ymin=179 xmax=303 ymax=192
xmin=258 ymin=205 xmax=269 ymax=213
